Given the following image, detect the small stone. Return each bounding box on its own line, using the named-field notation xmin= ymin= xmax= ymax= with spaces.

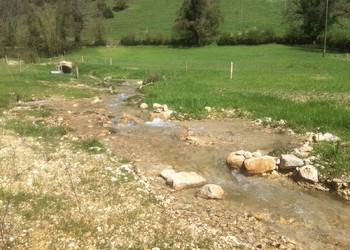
xmin=297 ymin=165 xmax=318 ymax=183
xmin=280 ymin=154 xmax=304 ymax=170
xmin=204 ymin=107 xmax=212 ymax=112
xmin=140 ymin=103 xmax=148 ymax=109
xmin=197 ymin=184 xmax=224 ymax=199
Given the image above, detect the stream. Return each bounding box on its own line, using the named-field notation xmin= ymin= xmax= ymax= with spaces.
xmin=104 ymin=81 xmax=350 ymax=249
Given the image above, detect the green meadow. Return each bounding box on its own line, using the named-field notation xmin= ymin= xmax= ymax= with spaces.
xmin=96 ymin=0 xmax=348 ymax=42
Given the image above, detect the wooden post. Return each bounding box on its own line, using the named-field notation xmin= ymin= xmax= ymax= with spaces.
xmin=230 ymin=62 xmax=233 ymax=80
xmin=75 ymin=63 xmax=79 ymax=79
xmin=81 ymin=56 xmax=84 ymax=63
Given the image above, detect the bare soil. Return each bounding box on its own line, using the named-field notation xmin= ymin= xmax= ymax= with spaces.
xmin=1 ymin=80 xmax=344 ymax=249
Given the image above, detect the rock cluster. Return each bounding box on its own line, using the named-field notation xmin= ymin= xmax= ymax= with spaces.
xmin=149 ymin=103 xmax=174 ymax=120
xmin=160 ymin=169 xmax=225 ymax=199
xmin=226 ymin=150 xmax=276 ymax=175
xmin=226 ymin=131 xmax=350 ymax=200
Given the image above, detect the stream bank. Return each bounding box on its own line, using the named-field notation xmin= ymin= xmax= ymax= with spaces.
xmin=1 ymin=80 xmax=349 ymax=249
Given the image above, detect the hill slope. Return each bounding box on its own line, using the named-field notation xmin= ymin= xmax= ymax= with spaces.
xmin=98 ymin=0 xmax=286 ymax=42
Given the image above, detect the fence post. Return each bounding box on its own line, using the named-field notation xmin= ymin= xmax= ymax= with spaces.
xmin=230 ymin=62 xmax=233 ymax=80
xmin=75 ymin=62 xmax=79 ymax=79
xmin=81 ymin=56 xmax=84 ymax=63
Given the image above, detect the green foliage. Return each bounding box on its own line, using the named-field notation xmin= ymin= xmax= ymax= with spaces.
xmin=120 ymin=30 xmax=140 ymax=45
xmin=73 ymin=138 xmax=106 ymax=154
xmin=285 ymin=0 xmax=350 ymax=43
xmin=5 ymin=120 xmax=68 ymax=139
xmin=173 ymin=0 xmax=222 ymax=46
xmin=218 ymin=28 xmax=276 ymax=45
xmin=113 ymin=0 xmax=128 ymax=11
xmin=313 ymin=141 xmax=350 ymax=176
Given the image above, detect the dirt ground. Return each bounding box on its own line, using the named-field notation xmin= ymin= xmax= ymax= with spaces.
xmin=1 ymin=80 xmax=347 ymax=249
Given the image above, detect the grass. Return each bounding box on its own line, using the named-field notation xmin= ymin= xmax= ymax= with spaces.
xmin=0 ymin=59 xmax=99 ymax=110
xmin=66 ymin=44 xmax=350 ymax=176
xmin=83 ymin=0 xmax=350 ymax=42
xmin=4 ymin=120 xmax=68 ymax=139
xmin=73 ymin=138 xmax=106 ymax=154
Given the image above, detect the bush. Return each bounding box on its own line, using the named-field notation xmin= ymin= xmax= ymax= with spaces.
xmin=120 ymin=31 xmax=141 ymax=45
xmin=217 ymin=28 xmax=276 ymax=46
xmin=23 ymin=51 xmax=38 ymax=64
xmin=143 ymin=73 xmax=161 ymax=85
xmin=239 ymin=27 xmax=276 ymax=45
xmin=113 ymin=0 xmax=128 ymax=11
xmin=282 ymin=26 xmax=311 ymax=45
xmin=326 ymin=35 xmax=350 ymax=52
xmin=143 ymin=32 xmax=166 ymax=45
xmin=217 ymin=33 xmax=239 ymax=46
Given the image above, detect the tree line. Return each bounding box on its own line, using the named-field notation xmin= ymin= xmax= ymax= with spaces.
xmin=1 ymin=0 xmax=350 ymax=58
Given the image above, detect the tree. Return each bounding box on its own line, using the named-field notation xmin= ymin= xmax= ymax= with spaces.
xmin=71 ymin=0 xmax=85 ymax=44
xmin=173 ymin=0 xmax=222 ymax=46
xmin=0 ymin=0 xmax=20 ymax=46
xmin=285 ymin=0 xmax=350 ymax=44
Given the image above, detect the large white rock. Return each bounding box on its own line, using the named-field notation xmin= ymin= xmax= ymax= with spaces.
xmin=166 ymin=172 xmax=206 ymax=190
xmin=297 ymin=165 xmax=318 ymax=183
xmin=197 ymin=184 xmax=224 ymax=199
xmin=244 ymin=156 xmax=276 ymax=174
xmin=280 ymin=154 xmax=304 ymax=170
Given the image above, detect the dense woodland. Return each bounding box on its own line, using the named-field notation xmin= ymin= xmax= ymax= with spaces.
xmin=1 ymin=0 xmax=350 ymax=58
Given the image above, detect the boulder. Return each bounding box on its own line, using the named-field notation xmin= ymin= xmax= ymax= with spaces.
xmin=226 ymin=153 xmax=245 ymax=171
xmin=166 ymin=172 xmax=206 ymax=190
xmin=197 ymin=184 xmax=224 ymax=199
xmin=244 ymin=156 xmax=276 ymax=174
xmin=280 ymin=154 xmax=304 ymax=170
xmin=297 ymin=165 xmax=318 ymax=183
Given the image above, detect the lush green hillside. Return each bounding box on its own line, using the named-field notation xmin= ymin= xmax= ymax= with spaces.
xmin=91 ymin=0 xmax=348 ymax=43
xmin=89 ymin=0 xmax=287 ymax=42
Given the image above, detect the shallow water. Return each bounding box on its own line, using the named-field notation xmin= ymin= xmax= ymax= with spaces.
xmin=105 ymin=81 xmax=350 ymax=249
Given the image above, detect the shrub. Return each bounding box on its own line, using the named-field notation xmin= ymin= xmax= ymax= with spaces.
xmin=217 ymin=33 xmax=239 ymax=46
xmin=239 ymin=27 xmax=276 ymax=45
xmin=282 ymin=26 xmax=311 ymax=45
xmin=217 ymin=28 xmax=276 ymax=46
xmin=143 ymin=73 xmax=161 ymax=85
xmin=113 ymin=0 xmax=128 ymax=11
xmin=143 ymin=32 xmax=166 ymax=45
xmin=120 ymin=31 xmax=140 ymax=45
xmin=22 ymin=51 xmax=38 ymax=64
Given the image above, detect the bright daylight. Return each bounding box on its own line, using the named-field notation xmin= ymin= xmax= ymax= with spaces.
xmin=1 ymin=0 xmax=350 ymax=249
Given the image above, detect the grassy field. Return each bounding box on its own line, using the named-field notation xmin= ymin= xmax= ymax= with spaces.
xmin=83 ymin=0 xmax=349 ymax=43
xmin=63 ymin=44 xmax=350 ymax=134
xmin=2 ymin=44 xmax=350 ymax=175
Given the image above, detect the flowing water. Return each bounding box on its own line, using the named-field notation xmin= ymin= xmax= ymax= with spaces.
xmin=104 ymin=81 xmax=350 ymax=249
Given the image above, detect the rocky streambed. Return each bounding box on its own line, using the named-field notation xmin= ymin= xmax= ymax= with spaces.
xmin=1 ymin=79 xmax=350 ymax=249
